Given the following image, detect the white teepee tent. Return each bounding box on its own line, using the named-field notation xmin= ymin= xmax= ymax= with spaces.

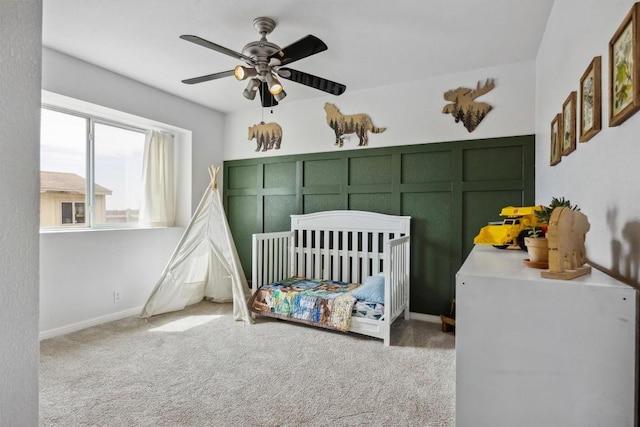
xmin=140 ymin=166 xmax=252 ymax=323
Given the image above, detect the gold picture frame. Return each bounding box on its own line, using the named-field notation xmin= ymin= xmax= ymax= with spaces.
xmin=579 ymin=56 xmax=602 ymax=142
xmin=609 ymin=3 xmax=640 ymax=127
xmin=561 ymin=91 xmax=577 ymax=156
xmin=550 ymin=113 xmax=562 ymax=166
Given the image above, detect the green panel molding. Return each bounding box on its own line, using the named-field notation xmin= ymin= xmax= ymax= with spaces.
xmin=224 ymin=135 xmax=535 ymax=316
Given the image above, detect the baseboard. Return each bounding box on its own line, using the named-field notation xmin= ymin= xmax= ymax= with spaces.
xmin=39 ymin=306 xmax=143 ymax=341
xmin=409 ymin=312 xmax=441 ymax=324
xmin=40 ymin=307 xmax=441 ymax=340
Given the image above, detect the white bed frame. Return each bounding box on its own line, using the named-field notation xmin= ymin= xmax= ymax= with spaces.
xmin=251 ymin=210 xmax=411 ymax=346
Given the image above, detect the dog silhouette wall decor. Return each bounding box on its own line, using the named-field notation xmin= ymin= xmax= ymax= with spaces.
xmin=324 ymin=103 xmax=386 ymax=147
xmin=442 ymin=78 xmax=495 ymax=132
xmin=248 ymin=122 xmax=283 ymax=152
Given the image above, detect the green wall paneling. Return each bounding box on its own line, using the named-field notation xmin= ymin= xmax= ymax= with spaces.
xmin=303 ymin=194 xmax=344 ymax=214
xmin=226 ymin=195 xmax=259 ymax=277
xmin=349 ymin=155 xmax=392 ymax=185
xmin=224 ymin=134 xmax=535 ymax=316
xmin=401 ymin=191 xmax=453 ymax=314
xmin=303 ymin=158 xmax=343 ymax=186
xmin=349 ymin=193 xmax=395 ymax=215
xmin=264 ymin=162 xmax=296 ymax=188
xmin=402 ymin=150 xmax=452 ymax=183
xmin=227 ymin=164 xmax=257 ymax=189
xmin=463 ymin=145 xmax=525 ymax=181
xmin=264 ymin=195 xmax=297 ymax=232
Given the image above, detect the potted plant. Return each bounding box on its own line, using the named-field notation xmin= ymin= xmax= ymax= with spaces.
xmin=524 ymin=197 xmax=579 ymax=266
xmin=524 ymin=226 xmax=549 ymax=264
xmin=534 ymin=196 xmax=580 ymax=226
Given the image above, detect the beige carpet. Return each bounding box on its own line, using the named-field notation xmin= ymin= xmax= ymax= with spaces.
xmin=40 ymin=302 xmax=455 ymax=426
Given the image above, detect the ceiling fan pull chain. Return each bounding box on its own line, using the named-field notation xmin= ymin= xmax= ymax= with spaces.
xmin=260 ymin=82 xmax=264 ymax=123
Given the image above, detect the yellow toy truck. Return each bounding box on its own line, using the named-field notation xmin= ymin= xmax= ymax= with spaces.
xmin=474 ymin=206 xmax=543 ymax=249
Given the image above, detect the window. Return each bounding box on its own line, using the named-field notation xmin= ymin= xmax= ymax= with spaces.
xmin=40 ymin=106 xmax=147 ymax=229
xmin=61 ymin=202 xmax=85 ymax=224
xmin=93 ymin=122 xmax=145 ymax=225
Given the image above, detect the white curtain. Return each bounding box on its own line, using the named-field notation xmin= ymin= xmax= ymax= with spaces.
xmin=139 ymin=130 xmax=175 ymax=227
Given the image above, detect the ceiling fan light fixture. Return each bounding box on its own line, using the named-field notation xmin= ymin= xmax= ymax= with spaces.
xmin=234 ymin=65 xmax=257 ymax=81
xmin=243 ymin=78 xmax=261 ymax=100
xmin=265 ymin=72 xmax=284 ymax=95
xmin=273 ymin=89 xmax=287 ymax=102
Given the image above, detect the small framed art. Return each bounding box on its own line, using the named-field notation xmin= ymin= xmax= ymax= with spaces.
xmin=579 ymin=56 xmax=601 ymax=142
xmin=561 ymin=91 xmax=577 ymax=156
xmin=609 ymin=3 xmax=640 ymax=127
xmin=550 ymin=113 xmax=562 ymax=166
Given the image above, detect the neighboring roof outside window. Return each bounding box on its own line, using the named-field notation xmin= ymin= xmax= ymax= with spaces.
xmin=40 ymin=171 xmax=112 ymax=195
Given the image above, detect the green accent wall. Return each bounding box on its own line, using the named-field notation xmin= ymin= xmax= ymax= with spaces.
xmin=224 ymin=135 xmax=535 ymax=315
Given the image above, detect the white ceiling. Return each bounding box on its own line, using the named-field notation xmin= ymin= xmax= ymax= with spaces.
xmin=42 ymin=0 xmax=555 ymax=114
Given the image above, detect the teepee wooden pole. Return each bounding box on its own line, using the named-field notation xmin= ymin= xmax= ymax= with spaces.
xmin=209 ymin=166 xmax=220 ymax=190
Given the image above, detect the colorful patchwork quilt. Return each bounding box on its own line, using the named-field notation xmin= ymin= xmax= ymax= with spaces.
xmin=248 ymin=277 xmax=360 ymax=332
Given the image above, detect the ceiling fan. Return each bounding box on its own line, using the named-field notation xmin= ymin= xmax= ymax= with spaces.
xmin=180 ymin=17 xmax=346 ymax=108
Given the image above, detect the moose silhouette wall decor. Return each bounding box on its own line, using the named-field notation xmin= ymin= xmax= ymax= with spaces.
xmin=442 ymin=78 xmax=495 ymax=132
xmin=248 ymin=121 xmax=282 ymax=152
xmin=324 ymin=103 xmax=386 ymax=147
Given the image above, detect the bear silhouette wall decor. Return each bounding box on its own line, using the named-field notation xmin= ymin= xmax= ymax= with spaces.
xmin=248 ymin=122 xmax=282 ymax=152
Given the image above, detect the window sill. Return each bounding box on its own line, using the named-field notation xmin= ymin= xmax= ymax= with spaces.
xmin=39 ymin=225 xmax=175 ymax=234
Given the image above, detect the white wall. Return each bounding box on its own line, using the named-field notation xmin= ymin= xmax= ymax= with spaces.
xmin=40 ymin=48 xmax=227 ymax=336
xmin=39 ymin=227 xmax=183 ymax=338
xmin=536 ymin=0 xmax=640 ymax=286
xmin=224 ymin=61 xmax=536 ymax=159
xmin=0 ymin=1 xmax=41 ymax=425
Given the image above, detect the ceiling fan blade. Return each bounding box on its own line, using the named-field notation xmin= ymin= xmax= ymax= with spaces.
xmin=181 ymin=69 xmax=235 ymax=85
xmin=259 ymin=81 xmax=279 ymax=108
xmin=269 ymin=35 xmax=327 ymax=66
xmin=278 ymin=68 xmax=346 ymax=96
xmin=180 ymin=34 xmax=255 ymax=63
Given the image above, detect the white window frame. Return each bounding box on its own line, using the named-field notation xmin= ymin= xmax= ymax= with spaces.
xmin=41 ymin=104 xmax=148 ymax=229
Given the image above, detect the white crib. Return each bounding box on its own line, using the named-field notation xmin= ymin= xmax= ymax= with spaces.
xmin=251 ymin=210 xmax=411 ymax=346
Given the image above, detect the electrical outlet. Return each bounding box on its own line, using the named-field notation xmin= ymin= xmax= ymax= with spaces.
xmin=113 ymin=291 xmax=121 ymax=303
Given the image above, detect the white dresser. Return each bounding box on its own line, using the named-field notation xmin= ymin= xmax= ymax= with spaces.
xmin=456 ymin=245 xmax=638 ymax=427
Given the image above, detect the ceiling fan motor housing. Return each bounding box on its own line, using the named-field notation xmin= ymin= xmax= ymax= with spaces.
xmin=241 ymin=40 xmax=280 ymax=70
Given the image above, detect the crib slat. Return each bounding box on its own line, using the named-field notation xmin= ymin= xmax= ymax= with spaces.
xmin=332 ymin=231 xmax=339 ymax=281
xmin=275 ymin=237 xmax=281 ymax=281
xmin=372 ymin=232 xmax=380 ymax=276
xmin=304 ymin=229 xmax=311 ymax=278
xmin=341 ymin=231 xmax=349 ymax=283
xmin=312 ymin=229 xmax=318 ymax=278
xmin=351 ymin=231 xmax=359 ymax=284
xmin=295 ymin=229 xmax=302 ymax=277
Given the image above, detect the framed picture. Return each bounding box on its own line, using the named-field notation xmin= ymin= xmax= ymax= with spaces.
xmin=561 ymin=91 xmax=577 ymax=156
xmin=579 ymin=56 xmax=602 ymax=142
xmin=550 ymin=113 xmax=562 ymax=166
xmin=609 ymin=3 xmax=640 ymax=127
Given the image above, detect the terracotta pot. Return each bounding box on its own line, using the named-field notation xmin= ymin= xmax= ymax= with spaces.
xmin=524 ymin=237 xmax=549 ymax=263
